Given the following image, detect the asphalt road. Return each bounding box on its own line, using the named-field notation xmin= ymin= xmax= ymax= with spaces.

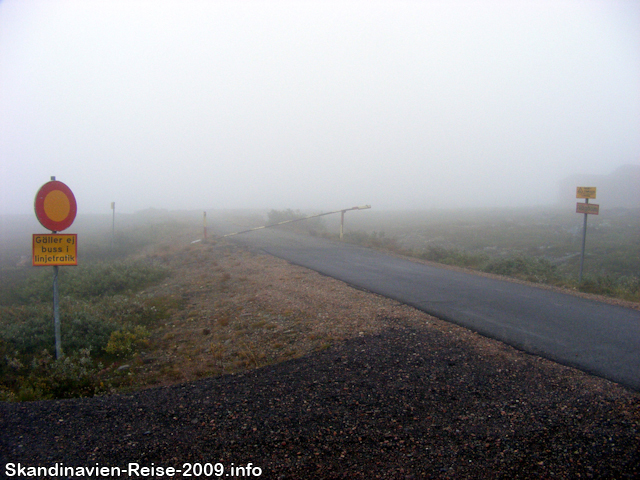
xmin=219 ymin=226 xmax=640 ymax=391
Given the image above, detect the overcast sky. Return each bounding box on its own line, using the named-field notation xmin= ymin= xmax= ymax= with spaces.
xmin=1 ymin=0 xmax=638 ymax=215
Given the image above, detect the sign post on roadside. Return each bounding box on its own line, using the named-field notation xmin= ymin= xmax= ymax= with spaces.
xmin=33 ymin=177 xmax=78 ymax=359
xmin=204 ymin=211 xmax=207 ymax=240
xmin=576 ymin=187 xmax=598 ymax=283
xmin=111 ymin=202 xmax=115 ymax=248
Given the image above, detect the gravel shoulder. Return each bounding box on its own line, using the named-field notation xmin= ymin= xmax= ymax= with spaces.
xmin=1 ymin=238 xmax=639 ymax=478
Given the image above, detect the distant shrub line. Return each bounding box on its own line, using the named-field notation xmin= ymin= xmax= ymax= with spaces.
xmin=266 ymin=209 xmax=327 ymax=236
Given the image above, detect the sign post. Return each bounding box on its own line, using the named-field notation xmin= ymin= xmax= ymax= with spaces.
xmin=204 ymin=211 xmax=207 ymax=240
xmin=111 ymin=202 xmax=115 ymax=247
xmin=33 ymin=177 xmax=78 ymax=359
xmin=576 ymin=187 xmax=598 ymax=283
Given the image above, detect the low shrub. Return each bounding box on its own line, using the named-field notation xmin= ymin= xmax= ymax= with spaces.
xmin=62 ymin=260 xmax=169 ymax=298
xmin=0 ymin=304 xmax=117 ymax=356
xmin=267 ymin=209 xmax=307 ymax=225
xmin=1 ymin=349 xmax=111 ymax=401
xmin=0 ymin=256 xmax=176 ymax=401
xmin=105 ymin=326 xmax=150 ymax=357
xmin=578 ymin=275 xmax=616 ymax=296
xmin=343 ymin=230 xmax=401 ymax=251
xmin=419 ymin=246 xmax=487 ymax=269
xmin=0 ymin=305 xmax=52 ymax=355
xmin=578 ymin=274 xmax=639 ymax=301
xmin=8 ymin=260 xmax=170 ymax=305
xmin=615 ymin=275 xmax=640 ymax=301
xmin=484 ymin=256 xmax=561 ymax=284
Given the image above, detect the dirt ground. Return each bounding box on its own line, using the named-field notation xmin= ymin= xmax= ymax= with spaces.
xmin=132 ymin=237 xmax=430 ymax=387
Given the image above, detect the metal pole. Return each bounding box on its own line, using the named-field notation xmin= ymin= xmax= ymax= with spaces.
xmin=340 ymin=210 xmax=345 ymax=241
xmin=53 ymin=264 xmax=62 ymax=359
xmin=578 ymin=199 xmax=588 ymax=283
xmin=50 ymin=176 xmax=62 ymax=358
xmin=204 ymin=211 xmax=207 ymax=240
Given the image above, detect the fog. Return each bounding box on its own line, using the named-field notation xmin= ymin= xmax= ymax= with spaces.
xmin=1 ymin=0 xmax=639 ymax=215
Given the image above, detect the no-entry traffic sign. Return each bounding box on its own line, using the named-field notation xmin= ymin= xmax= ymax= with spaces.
xmin=34 ymin=180 xmax=77 ymax=232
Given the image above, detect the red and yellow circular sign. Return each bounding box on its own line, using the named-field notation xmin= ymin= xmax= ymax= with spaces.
xmin=34 ymin=180 xmax=77 ymax=232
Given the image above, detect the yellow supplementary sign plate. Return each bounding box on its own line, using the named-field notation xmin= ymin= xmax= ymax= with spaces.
xmin=576 ymin=203 xmax=599 ymax=215
xmin=576 ymin=187 xmax=596 ymax=199
xmin=32 ymin=234 xmax=78 ymax=266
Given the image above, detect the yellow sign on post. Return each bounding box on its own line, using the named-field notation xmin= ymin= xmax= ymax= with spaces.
xmin=32 ymin=234 xmax=78 ymax=266
xmin=576 ymin=203 xmax=599 ymax=215
xmin=576 ymin=187 xmax=596 ymax=199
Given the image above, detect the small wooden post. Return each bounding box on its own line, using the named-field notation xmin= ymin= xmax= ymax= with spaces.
xmin=204 ymin=211 xmax=207 ymax=240
xmin=111 ymin=202 xmax=115 ymax=247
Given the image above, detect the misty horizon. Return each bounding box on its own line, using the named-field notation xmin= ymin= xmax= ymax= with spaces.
xmin=1 ymin=1 xmax=639 ymax=215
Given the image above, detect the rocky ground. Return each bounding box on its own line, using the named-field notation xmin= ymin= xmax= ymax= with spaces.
xmin=1 ymin=237 xmax=639 ymax=478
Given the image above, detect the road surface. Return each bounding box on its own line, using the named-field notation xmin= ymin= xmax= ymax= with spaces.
xmin=218 ymin=225 xmax=640 ymax=391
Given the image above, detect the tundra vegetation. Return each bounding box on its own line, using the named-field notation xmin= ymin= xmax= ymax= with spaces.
xmin=0 ymin=207 xmax=637 ymax=401
xmin=0 ymin=257 xmax=171 ymax=401
xmin=0 ymin=215 xmax=179 ymax=401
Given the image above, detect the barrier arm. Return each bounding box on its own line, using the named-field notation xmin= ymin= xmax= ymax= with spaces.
xmin=222 ymin=205 xmax=371 ymax=239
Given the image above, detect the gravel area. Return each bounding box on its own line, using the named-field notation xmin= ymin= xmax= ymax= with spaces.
xmin=1 ymin=239 xmax=639 ymax=479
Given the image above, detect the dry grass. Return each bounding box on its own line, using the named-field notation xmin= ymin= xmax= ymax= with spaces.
xmin=127 ymin=236 xmax=434 ymax=389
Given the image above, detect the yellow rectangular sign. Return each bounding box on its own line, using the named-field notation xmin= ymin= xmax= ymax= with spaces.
xmin=32 ymin=234 xmax=78 ymax=266
xmin=576 ymin=187 xmax=596 ymax=199
xmin=576 ymin=203 xmax=599 ymax=215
